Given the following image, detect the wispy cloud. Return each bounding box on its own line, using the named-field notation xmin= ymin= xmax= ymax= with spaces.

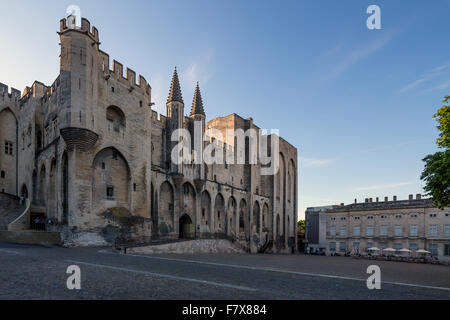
xmin=424 ymin=80 xmax=450 ymax=92
xmin=400 ymin=61 xmax=450 ymax=93
xmin=182 ymin=49 xmax=215 ymax=93
xmin=399 ymin=78 xmax=429 ymax=93
xmin=300 ymin=157 xmax=335 ymax=168
xmin=150 ymin=49 xmax=215 ymax=114
xmin=355 ymin=181 xmax=418 ymax=192
xmin=324 ymin=32 xmax=396 ymax=81
xmin=434 ymin=63 xmax=450 ymax=72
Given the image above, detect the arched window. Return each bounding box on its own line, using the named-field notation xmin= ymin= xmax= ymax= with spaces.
xmin=106 ymin=106 xmax=126 ymax=133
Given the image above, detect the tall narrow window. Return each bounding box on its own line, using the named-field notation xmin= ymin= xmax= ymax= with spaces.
xmin=4 ymin=141 xmax=13 ymax=155
xmin=106 ymin=186 xmax=114 ymax=200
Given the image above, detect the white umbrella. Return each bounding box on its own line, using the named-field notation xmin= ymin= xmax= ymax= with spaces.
xmin=399 ymin=248 xmax=411 ymax=256
xmin=368 ymin=247 xmax=380 ymax=251
xmin=416 ymin=249 xmax=430 ymax=254
xmin=382 ymin=248 xmax=395 ymax=255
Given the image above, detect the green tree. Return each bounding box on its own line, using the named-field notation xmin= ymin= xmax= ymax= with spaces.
xmin=421 ymin=96 xmax=450 ymax=209
xmin=297 ymin=220 xmax=306 ymax=238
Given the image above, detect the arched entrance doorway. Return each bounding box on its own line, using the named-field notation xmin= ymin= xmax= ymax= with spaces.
xmin=179 ymin=214 xmax=194 ymax=239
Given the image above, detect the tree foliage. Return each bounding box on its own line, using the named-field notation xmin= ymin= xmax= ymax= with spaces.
xmin=434 ymin=95 xmax=450 ymax=149
xmin=421 ymin=151 xmax=450 ymax=209
xmin=297 ymin=220 xmax=306 ymax=237
xmin=421 ymin=96 xmax=450 ymax=209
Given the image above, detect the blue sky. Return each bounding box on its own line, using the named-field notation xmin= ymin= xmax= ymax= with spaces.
xmin=1 ymin=0 xmax=449 ymax=219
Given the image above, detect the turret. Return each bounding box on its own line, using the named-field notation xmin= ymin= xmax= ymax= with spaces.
xmin=190 ymin=82 xmax=206 ymax=126
xmin=166 ymin=67 xmax=185 ymax=173
xmin=57 ymin=16 xmax=100 ymax=151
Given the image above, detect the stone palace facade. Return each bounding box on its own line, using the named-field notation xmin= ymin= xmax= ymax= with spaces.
xmin=0 ymin=16 xmax=298 ymax=253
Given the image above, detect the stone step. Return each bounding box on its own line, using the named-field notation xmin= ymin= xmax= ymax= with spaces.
xmin=0 ymin=193 xmax=25 ymax=229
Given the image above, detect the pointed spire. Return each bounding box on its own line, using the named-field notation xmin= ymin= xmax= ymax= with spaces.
xmin=190 ymin=82 xmax=205 ymax=116
xmin=167 ymin=67 xmax=183 ymax=104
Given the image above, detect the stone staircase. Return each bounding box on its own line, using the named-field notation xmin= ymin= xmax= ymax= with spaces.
xmin=0 ymin=193 xmax=25 ymax=230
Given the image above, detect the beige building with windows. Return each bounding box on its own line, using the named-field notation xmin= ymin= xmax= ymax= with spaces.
xmin=326 ymin=195 xmax=450 ymax=262
xmin=0 ymin=16 xmax=298 ymax=252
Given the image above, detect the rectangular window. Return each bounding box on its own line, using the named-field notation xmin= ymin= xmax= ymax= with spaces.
xmin=394 ymin=243 xmax=402 ymax=252
xmin=445 ymin=244 xmax=450 ymax=256
xmin=429 ymin=225 xmax=438 ymax=237
xmin=4 ymin=141 xmax=13 ymax=155
xmin=445 ymin=225 xmax=450 ymax=237
xmin=380 ymin=226 xmax=388 ymax=236
xmin=330 ymin=227 xmax=336 ymax=236
xmin=366 ymin=242 xmax=373 ymax=250
xmin=394 ymin=225 xmax=402 ymax=237
xmin=429 ymin=243 xmax=438 ymax=256
xmin=353 ymin=242 xmax=360 ymax=249
xmin=106 ymin=186 xmax=114 ymax=199
xmin=340 ymin=227 xmax=347 ymax=236
xmin=339 ymin=242 xmax=346 ymax=253
xmin=353 ymin=226 xmax=360 ymax=236
xmin=410 ymin=225 xmax=418 ymax=237
xmin=329 ymin=242 xmax=336 ymax=251
xmin=380 ymin=242 xmax=387 ymax=249
xmin=367 ymin=226 xmax=374 ymax=236
xmin=410 ymin=243 xmax=418 ymax=251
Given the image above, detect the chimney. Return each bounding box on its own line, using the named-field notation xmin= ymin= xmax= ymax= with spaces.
xmin=385 ymin=196 xmax=388 ymax=202
xmin=369 ymin=198 xmax=373 ymax=203
xmin=409 ymin=194 xmax=413 ymax=200
xmin=393 ymin=196 xmax=397 ymax=201
xmin=354 ymin=199 xmax=357 ymax=204
xmin=416 ymin=194 xmax=422 ymax=200
xmin=376 ymin=197 xmax=379 ymax=202
xmin=365 ymin=198 xmax=369 ymax=203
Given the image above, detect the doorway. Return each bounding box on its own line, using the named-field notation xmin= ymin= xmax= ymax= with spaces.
xmin=179 ymin=214 xmax=194 ymax=239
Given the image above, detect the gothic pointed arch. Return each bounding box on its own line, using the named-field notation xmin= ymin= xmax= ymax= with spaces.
xmin=159 ymin=181 xmax=174 ymax=236
xmin=214 ymin=193 xmax=225 ymax=234
xmin=200 ymin=190 xmax=212 ymax=234
xmin=182 ymin=182 xmax=196 ymax=223
xmin=106 ymin=105 xmax=126 ymax=133
xmin=92 ymin=147 xmax=131 ymax=208
xmin=227 ymin=196 xmax=237 ymax=236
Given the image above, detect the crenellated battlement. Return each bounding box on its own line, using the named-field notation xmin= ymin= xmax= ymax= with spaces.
xmin=59 ymin=17 xmax=99 ymax=43
xmin=42 ymin=76 xmax=60 ymax=103
xmin=59 ymin=16 xmax=151 ymax=96
xmin=0 ymin=82 xmax=21 ymax=104
xmin=151 ymin=110 xmax=167 ymax=126
xmin=99 ymin=51 xmax=151 ymax=96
